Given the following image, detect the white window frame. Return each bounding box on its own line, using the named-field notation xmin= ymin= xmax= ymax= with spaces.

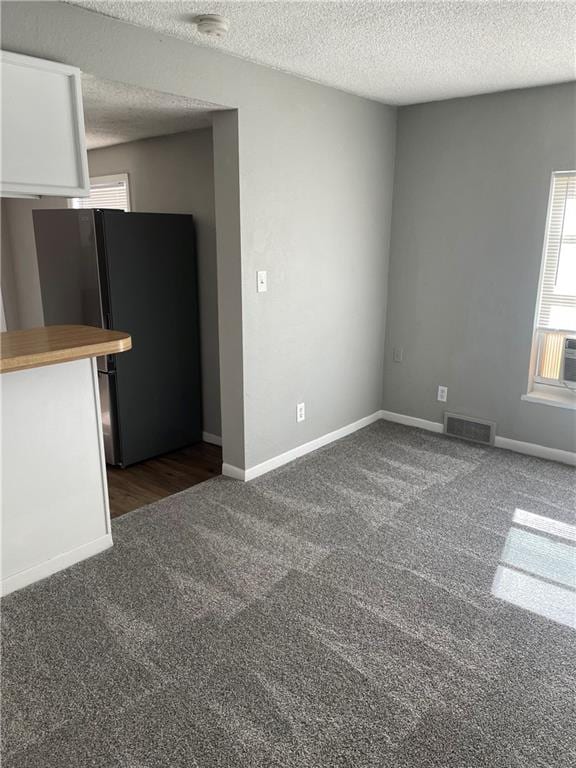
xmin=70 ymin=172 xmax=131 ymax=211
xmin=524 ymin=170 xmax=576 ymax=408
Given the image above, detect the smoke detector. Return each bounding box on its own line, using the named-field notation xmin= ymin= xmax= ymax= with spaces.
xmin=195 ymin=14 xmax=230 ymax=38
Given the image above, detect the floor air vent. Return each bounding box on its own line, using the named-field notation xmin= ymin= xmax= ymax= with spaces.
xmin=444 ymin=413 xmax=495 ymax=445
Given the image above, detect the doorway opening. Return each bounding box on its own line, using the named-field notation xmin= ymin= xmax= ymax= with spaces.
xmin=1 ymin=75 xmax=236 ymax=517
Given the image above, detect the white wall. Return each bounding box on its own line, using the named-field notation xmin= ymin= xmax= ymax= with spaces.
xmin=1 ymin=1 xmax=397 ymax=470
xmin=88 ymin=130 xmax=221 ymax=438
xmin=384 ymin=83 xmax=576 ymax=454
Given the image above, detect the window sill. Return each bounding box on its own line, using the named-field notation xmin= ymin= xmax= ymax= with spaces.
xmin=521 ymin=384 xmax=576 ymax=411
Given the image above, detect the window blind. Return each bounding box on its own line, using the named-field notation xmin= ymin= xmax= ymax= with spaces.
xmin=536 ymin=172 xmax=576 ymax=331
xmin=71 ymin=174 xmax=130 ymax=211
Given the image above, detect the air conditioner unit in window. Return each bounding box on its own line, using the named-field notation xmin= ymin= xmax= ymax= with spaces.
xmin=562 ymin=337 xmax=576 ymax=388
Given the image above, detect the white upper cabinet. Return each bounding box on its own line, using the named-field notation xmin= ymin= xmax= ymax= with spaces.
xmin=1 ymin=51 xmax=89 ymax=198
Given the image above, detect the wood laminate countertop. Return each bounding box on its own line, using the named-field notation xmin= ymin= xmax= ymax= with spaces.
xmin=0 ymin=325 xmax=132 ymax=373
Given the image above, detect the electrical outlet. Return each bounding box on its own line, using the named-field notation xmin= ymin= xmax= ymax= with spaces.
xmin=393 ymin=346 xmax=404 ymax=363
xmin=437 ymin=385 xmax=448 ymax=402
xmin=296 ymin=402 xmax=306 ymax=422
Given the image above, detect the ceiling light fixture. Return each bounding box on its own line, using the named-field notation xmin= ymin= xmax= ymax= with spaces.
xmin=194 ymin=14 xmax=230 ymax=38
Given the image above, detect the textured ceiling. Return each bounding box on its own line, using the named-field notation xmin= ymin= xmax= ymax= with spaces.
xmin=81 ymin=74 xmax=223 ymax=148
xmin=71 ymin=1 xmax=576 ymax=105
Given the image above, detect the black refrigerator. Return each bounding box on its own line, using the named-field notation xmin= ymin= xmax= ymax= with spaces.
xmin=33 ymin=209 xmax=202 ymax=467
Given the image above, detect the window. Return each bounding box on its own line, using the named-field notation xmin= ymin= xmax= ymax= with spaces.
xmin=531 ymin=172 xmax=576 ymax=386
xmin=71 ymin=173 xmax=130 ymax=211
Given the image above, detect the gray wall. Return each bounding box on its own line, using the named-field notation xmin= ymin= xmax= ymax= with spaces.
xmin=1 ymin=2 xmax=397 ymax=469
xmin=88 ymin=130 xmax=221 ymax=438
xmin=384 ymin=83 xmax=576 ymax=453
xmin=212 ymin=112 xmax=245 ymax=465
xmin=239 ymin=88 xmax=396 ymax=467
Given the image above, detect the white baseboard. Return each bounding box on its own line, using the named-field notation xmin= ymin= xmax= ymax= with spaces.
xmin=222 ymin=407 xmax=576 ymax=484
xmin=222 ymin=462 xmax=246 ymax=480
xmin=494 ymin=436 xmax=576 ymax=467
xmin=379 ymin=409 xmax=444 ymax=434
xmin=1 ymin=533 xmax=113 ymax=597
xmin=202 ymin=432 xmax=222 ymax=446
xmin=223 ymin=411 xmax=383 ymax=482
xmin=379 ymin=409 xmax=576 ymax=467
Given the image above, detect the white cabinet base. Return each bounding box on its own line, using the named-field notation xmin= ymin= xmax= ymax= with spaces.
xmin=1 ymin=533 xmax=112 ymax=596
xmin=1 ymin=358 xmax=112 ymax=596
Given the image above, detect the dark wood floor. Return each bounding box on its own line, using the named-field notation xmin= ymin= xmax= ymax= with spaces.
xmin=106 ymin=441 xmax=222 ymax=518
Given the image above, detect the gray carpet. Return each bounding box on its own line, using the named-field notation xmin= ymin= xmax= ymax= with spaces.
xmin=2 ymin=421 xmax=575 ymax=767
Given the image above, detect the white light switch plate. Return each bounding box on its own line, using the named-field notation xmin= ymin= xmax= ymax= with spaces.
xmin=297 ymin=402 xmax=305 ymax=422
xmin=257 ymin=270 xmax=267 ymax=292
xmin=437 ymin=385 xmax=448 ymax=402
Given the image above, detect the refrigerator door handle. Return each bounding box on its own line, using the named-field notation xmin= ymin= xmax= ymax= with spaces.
xmin=97 ymin=370 xmax=120 ymax=466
